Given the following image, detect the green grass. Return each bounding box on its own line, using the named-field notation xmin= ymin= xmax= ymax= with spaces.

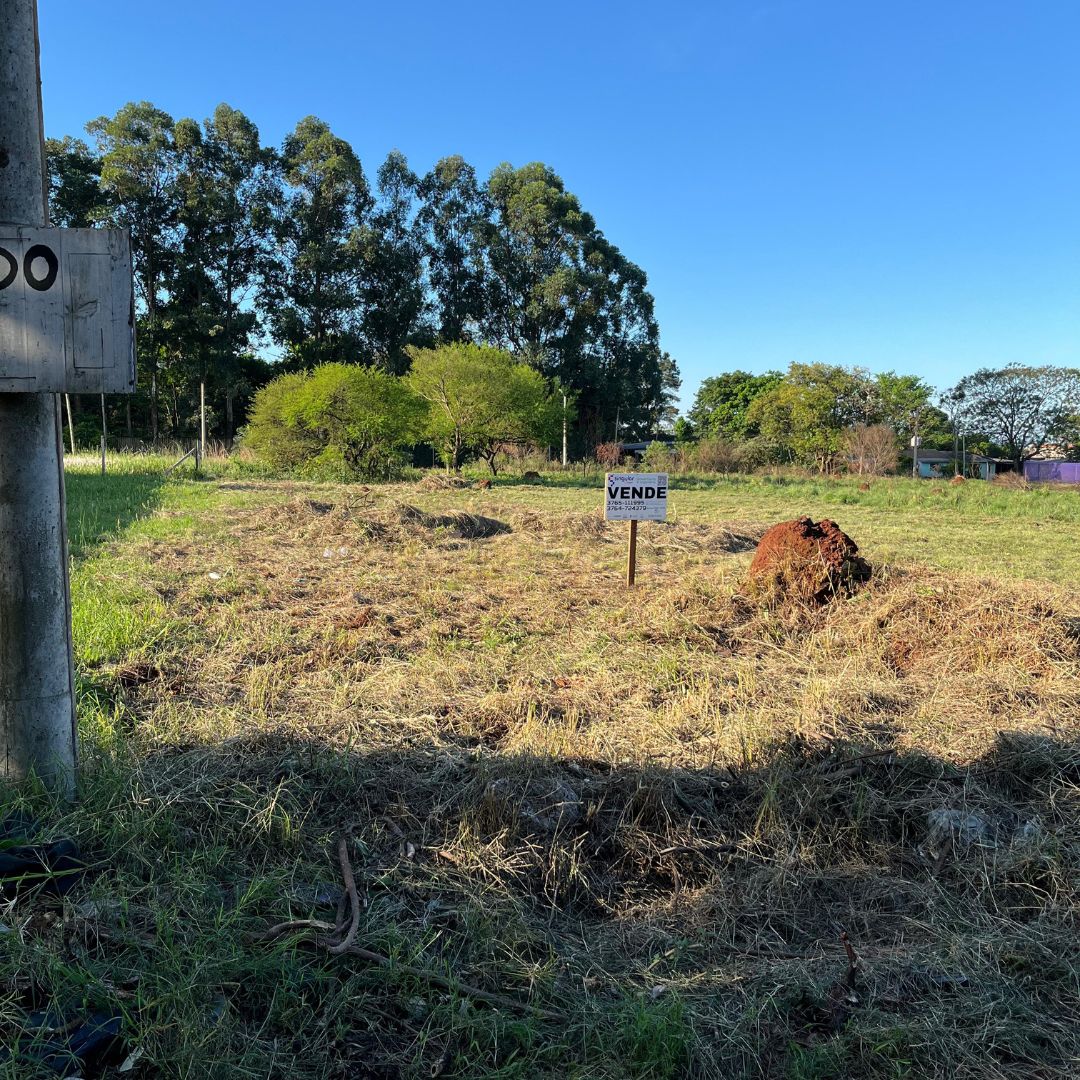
xmin=446 ymin=469 xmax=1080 ymax=585
xmin=0 ymin=459 xmax=1077 ymax=1078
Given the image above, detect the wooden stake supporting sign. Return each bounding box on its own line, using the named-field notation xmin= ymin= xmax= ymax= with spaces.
xmin=604 ymin=472 xmax=668 ymax=587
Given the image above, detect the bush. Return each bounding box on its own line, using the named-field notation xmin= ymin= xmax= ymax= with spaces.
xmin=843 ymin=424 xmax=899 ymax=475
xmin=595 ymin=442 xmax=622 ymax=469
xmin=641 ymin=441 xmax=675 ymax=470
xmin=407 ymin=343 xmax=564 ymax=474
xmin=244 ymin=364 xmax=428 ymax=479
xmin=685 ymin=438 xmax=753 ymax=474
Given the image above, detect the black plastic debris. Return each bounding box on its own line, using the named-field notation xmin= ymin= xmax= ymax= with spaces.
xmin=0 ymin=814 xmax=85 ymax=899
xmin=0 ymin=1008 xmax=126 ymax=1077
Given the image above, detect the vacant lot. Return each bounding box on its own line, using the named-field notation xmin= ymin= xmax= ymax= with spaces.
xmin=3 ymin=464 xmax=1078 ymax=1078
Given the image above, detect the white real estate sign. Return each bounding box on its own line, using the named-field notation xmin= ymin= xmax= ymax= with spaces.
xmin=604 ymin=472 xmax=669 ymax=521
xmin=0 ymin=226 xmax=136 ymax=394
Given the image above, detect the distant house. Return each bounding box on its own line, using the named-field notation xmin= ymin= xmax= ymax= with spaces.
xmin=1024 ymin=460 xmax=1080 ymax=484
xmin=616 ymin=436 xmax=675 ymax=461
xmin=913 ymin=451 xmax=1001 ymax=480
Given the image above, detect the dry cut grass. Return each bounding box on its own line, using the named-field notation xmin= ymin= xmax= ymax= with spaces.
xmin=3 ymin=478 xmax=1079 ymax=1078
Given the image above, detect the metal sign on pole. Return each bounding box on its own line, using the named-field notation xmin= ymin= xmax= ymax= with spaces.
xmin=0 ymin=0 xmax=136 ymax=795
xmin=604 ymin=472 xmax=669 ymax=586
xmin=0 ymin=225 xmax=135 ymax=393
xmin=910 ymin=434 xmax=922 ymax=479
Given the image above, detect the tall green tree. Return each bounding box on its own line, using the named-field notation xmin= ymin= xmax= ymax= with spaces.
xmin=262 ymin=116 xmax=370 ymax=368
xmin=479 ymin=162 xmax=677 ymax=446
xmin=173 ymin=104 xmax=278 ymax=439
xmin=873 ymin=371 xmax=941 ymax=441
xmin=417 ymin=155 xmax=491 ymax=342
xmin=407 ymin=342 xmax=564 ymax=472
xmin=354 ymin=151 xmax=431 ymax=375
xmin=947 ymin=365 xmax=1080 ymax=466
xmin=687 ymin=370 xmax=783 ymax=440
xmin=748 ymin=363 xmax=878 ymax=471
xmin=44 ymin=136 xmax=105 ymax=227
xmin=88 ymin=102 xmax=182 ymax=439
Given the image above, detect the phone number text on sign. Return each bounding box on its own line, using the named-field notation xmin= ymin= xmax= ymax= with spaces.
xmin=604 ymin=472 xmax=668 ymax=521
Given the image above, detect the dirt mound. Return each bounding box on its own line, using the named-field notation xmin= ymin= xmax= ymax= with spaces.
xmin=747 ymin=516 xmax=870 ymax=604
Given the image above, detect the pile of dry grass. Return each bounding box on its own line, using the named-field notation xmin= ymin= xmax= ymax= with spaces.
xmin=419 ymin=473 xmax=473 ymax=491
xmin=993 ymin=471 xmax=1030 ymax=490
xmin=509 ymin=509 xmax=766 ymax=552
xmin=233 ymin=496 xmax=510 ymax=548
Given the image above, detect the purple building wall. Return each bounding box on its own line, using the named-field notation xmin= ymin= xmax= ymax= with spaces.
xmin=1024 ymin=460 xmax=1080 ymax=483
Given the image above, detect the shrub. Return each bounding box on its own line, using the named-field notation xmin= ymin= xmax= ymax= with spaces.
xmin=595 ymin=442 xmax=622 ymax=469
xmin=641 ymin=440 xmax=675 ymax=470
xmin=686 ymin=438 xmax=751 ymax=474
xmin=244 ymin=363 xmax=428 ymax=479
xmin=843 ymin=424 xmax=899 ymax=475
xmin=407 ymin=343 xmax=564 ymax=474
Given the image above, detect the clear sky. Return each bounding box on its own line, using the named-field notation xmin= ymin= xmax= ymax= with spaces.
xmin=38 ymin=0 xmax=1080 ymax=410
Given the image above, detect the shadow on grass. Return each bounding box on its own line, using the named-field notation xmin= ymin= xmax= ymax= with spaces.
xmin=65 ymin=470 xmax=169 ymax=559
xmin=1 ymin=728 xmax=1077 ymax=1078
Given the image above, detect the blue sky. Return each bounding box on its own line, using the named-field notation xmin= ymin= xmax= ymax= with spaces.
xmin=38 ymin=1 xmax=1080 ymax=410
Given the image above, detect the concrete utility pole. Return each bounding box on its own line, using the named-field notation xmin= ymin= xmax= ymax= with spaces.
xmin=0 ymin=0 xmax=78 ymax=795
xmin=561 ymin=391 xmax=568 ymax=467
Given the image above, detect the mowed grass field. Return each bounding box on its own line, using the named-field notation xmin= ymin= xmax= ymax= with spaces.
xmin=3 ymin=460 xmax=1079 ymax=1078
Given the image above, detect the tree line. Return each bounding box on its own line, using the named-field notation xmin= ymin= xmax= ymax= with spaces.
xmin=682 ymin=362 xmax=1080 ymax=472
xmin=47 ymin=102 xmax=679 ymax=450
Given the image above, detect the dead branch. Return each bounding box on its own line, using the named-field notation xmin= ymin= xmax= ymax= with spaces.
xmin=255 ymin=837 xmax=563 ymax=1021
xmin=320 ymin=836 xmax=360 ymax=956
xmin=841 ymin=931 xmax=860 ymax=989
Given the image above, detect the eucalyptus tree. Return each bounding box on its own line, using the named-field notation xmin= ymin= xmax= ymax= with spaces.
xmin=417 ymin=155 xmax=491 ymax=342
xmin=262 ymin=116 xmax=371 ymax=369
xmin=354 ymin=150 xmax=431 ymax=375
xmin=44 ymin=136 xmax=105 ymax=228
xmin=479 ymin=162 xmax=676 ymax=445
xmin=88 ymin=101 xmax=183 ymax=439
xmin=173 ymin=104 xmax=278 ymax=440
